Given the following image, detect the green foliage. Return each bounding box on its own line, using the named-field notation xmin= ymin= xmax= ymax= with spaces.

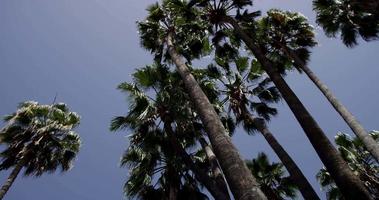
xmin=246 ymin=153 xmax=298 ymax=199
xmin=192 ymin=1 xmax=307 ymax=75
xmin=0 ymin=101 xmax=81 ymax=176
xmin=317 ymin=131 xmax=379 ymax=199
xmin=235 ymin=56 xmax=249 ymax=73
xmin=138 ymin=0 xmax=212 ymax=63
xmin=132 ymin=63 xmax=170 ymax=89
xmin=256 ymin=9 xmax=317 ymax=72
xmin=112 ymin=64 xmax=224 ymax=199
xmin=313 ymin=0 xmax=379 ymax=47
xmin=203 ymin=47 xmax=281 ymax=134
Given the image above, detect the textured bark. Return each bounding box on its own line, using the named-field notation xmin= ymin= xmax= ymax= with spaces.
xmin=0 ymin=158 xmax=26 ymax=200
xmin=164 ymin=123 xmax=231 ymax=200
xmin=199 ymin=137 xmax=230 ymax=198
xmin=223 ymin=16 xmax=372 ymax=200
xmin=243 ymin=112 xmax=320 ymax=200
xmin=282 ymin=45 xmax=379 ymax=163
xmin=166 ymin=32 xmax=267 ymax=200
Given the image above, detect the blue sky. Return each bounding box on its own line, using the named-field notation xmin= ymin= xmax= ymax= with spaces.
xmin=0 ymin=0 xmax=378 ymax=199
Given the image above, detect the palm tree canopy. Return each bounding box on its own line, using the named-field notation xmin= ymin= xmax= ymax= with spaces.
xmin=246 ymin=153 xmax=298 ymax=199
xmin=317 ymin=131 xmax=379 ymax=199
xmin=201 ymin=55 xmax=280 ymax=133
xmin=313 ymin=0 xmax=379 ymax=47
xmin=121 ymin=127 xmax=208 ymax=200
xmin=190 ymin=1 xmax=301 ymax=76
xmin=111 ymin=64 xmax=227 ymax=199
xmin=138 ymin=0 xmax=212 ymax=63
xmin=0 ymin=101 xmax=81 ymax=176
xmin=257 ymin=9 xmax=317 ymax=70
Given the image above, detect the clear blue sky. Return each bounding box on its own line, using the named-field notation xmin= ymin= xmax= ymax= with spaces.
xmin=0 ymin=0 xmax=378 ymax=199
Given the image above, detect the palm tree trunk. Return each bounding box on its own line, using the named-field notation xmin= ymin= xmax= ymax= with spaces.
xmin=0 ymin=158 xmax=26 ymax=200
xmin=244 ymin=113 xmax=320 ymax=200
xmin=167 ymin=166 xmax=179 ymax=200
xmin=166 ymin=31 xmax=267 ymax=200
xmin=222 ymin=16 xmax=372 ymax=200
xmin=282 ymin=45 xmax=379 ymax=162
xmin=199 ymin=137 xmax=230 ymax=198
xmin=164 ymin=122 xmax=231 ymax=200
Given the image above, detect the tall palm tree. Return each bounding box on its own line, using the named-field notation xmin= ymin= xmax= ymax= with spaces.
xmin=246 ymin=153 xmax=298 ymax=200
xmin=313 ymin=0 xmax=379 ymax=47
xmin=189 ymin=0 xmax=371 ymax=199
xmin=111 ymin=63 xmax=231 ymax=199
xmin=257 ymin=9 xmax=379 ymax=163
xmin=0 ymin=101 xmax=81 ymax=200
xmin=201 ymin=52 xmax=320 ymax=200
xmin=137 ymin=1 xmax=267 ymax=199
xmin=317 ymin=131 xmax=379 ymax=199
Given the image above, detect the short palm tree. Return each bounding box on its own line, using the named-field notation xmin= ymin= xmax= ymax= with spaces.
xmin=111 ymin=63 xmax=231 ymax=199
xmin=313 ymin=0 xmax=379 ymax=47
xmin=0 ymin=101 xmax=81 ymax=199
xmin=317 ymin=131 xmax=379 ymax=200
xmin=257 ymin=9 xmax=379 ymax=163
xmin=189 ymin=0 xmax=371 ymax=198
xmin=137 ymin=1 xmax=266 ymax=199
xmin=246 ymin=153 xmax=298 ymax=200
xmin=201 ymin=51 xmax=319 ymax=199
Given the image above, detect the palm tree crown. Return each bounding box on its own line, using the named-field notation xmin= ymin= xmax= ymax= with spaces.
xmin=0 ymin=101 xmax=81 ymax=175
xmin=313 ymin=0 xmax=379 ymax=46
xmin=317 ymin=131 xmax=379 ymax=199
xmin=246 ymin=153 xmax=298 ymax=200
xmin=257 ymin=9 xmax=317 ymax=70
xmin=138 ymin=0 xmax=211 ymax=63
xmin=0 ymin=101 xmax=81 ymax=199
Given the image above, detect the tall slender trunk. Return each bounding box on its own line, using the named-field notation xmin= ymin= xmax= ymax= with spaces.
xmin=281 ymin=45 xmax=379 ymax=162
xmin=167 ymin=166 xmax=179 ymax=200
xmin=166 ymin=32 xmax=267 ymax=200
xmin=0 ymin=158 xmax=26 ymax=200
xmin=223 ymin=16 xmax=372 ymax=200
xmin=199 ymin=137 xmax=230 ymax=198
xmin=243 ymin=112 xmax=320 ymax=200
xmin=164 ymin=122 xmax=231 ymax=200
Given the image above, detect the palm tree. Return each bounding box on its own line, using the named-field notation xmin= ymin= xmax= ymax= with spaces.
xmin=313 ymin=0 xmax=379 ymax=47
xmin=137 ymin=1 xmax=267 ymax=199
xmin=111 ymin=63 xmax=231 ymax=199
xmin=246 ymin=153 xmax=298 ymax=200
xmin=200 ymin=52 xmax=320 ymax=200
xmin=189 ymin=0 xmax=371 ymax=199
xmin=0 ymin=101 xmax=81 ymax=200
xmin=257 ymin=9 xmax=379 ymax=163
xmin=317 ymin=131 xmax=379 ymax=200
xmin=120 ymin=128 xmax=209 ymax=200
xmin=120 ymin=124 xmax=210 ymax=200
